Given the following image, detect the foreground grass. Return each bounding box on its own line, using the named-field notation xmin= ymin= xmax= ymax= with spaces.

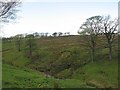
xmin=2 ymin=64 xmax=55 ymax=88
xmin=3 ymin=60 xmax=118 ymax=88
xmin=3 ymin=63 xmax=91 ymax=88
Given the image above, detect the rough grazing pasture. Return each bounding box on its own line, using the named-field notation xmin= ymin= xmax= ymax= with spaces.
xmin=2 ymin=35 xmax=118 ymax=88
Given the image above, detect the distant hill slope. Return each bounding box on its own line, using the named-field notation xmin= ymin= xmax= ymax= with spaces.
xmin=2 ymin=35 xmax=118 ymax=88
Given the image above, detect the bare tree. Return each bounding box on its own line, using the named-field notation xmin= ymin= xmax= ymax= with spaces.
xmin=40 ymin=33 xmax=45 ymax=37
xmin=64 ymin=32 xmax=67 ymax=36
xmin=0 ymin=0 xmax=21 ymax=23
xmin=14 ymin=34 xmax=23 ymax=52
xmin=58 ymin=32 xmax=63 ymax=36
xmin=45 ymin=32 xmax=49 ymax=37
xmin=52 ymin=32 xmax=57 ymax=37
xmin=25 ymin=34 xmax=37 ymax=57
xmin=33 ymin=32 xmax=39 ymax=38
xmin=78 ymin=16 xmax=103 ymax=62
xmin=66 ymin=32 xmax=70 ymax=35
xmin=102 ymin=15 xmax=118 ymax=60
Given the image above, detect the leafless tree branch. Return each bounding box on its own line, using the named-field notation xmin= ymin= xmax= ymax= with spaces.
xmin=0 ymin=0 xmax=21 ymax=23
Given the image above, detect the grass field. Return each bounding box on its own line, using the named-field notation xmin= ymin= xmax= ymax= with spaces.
xmin=2 ymin=35 xmax=118 ymax=88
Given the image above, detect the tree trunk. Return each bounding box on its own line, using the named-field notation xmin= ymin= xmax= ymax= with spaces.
xmin=18 ymin=42 xmax=20 ymax=52
xmin=29 ymin=39 xmax=32 ymax=57
xmin=29 ymin=44 xmax=32 ymax=57
xmin=91 ymin=48 xmax=95 ymax=62
xmin=109 ymin=44 xmax=112 ymax=60
xmin=30 ymin=48 xmax=32 ymax=57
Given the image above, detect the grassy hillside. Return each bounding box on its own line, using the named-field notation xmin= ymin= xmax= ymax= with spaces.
xmin=3 ymin=63 xmax=93 ymax=88
xmin=3 ymin=64 xmax=55 ymax=88
xmin=72 ymin=60 xmax=118 ymax=88
xmin=2 ymin=35 xmax=118 ymax=88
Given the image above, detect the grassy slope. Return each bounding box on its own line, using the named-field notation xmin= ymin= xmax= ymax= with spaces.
xmin=3 ymin=61 xmax=118 ymax=88
xmin=2 ymin=35 xmax=118 ymax=88
xmin=3 ymin=63 xmax=92 ymax=88
xmin=72 ymin=60 xmax=118 ymax=88
xmin=3 ymin=64 xmax=55 ymax=88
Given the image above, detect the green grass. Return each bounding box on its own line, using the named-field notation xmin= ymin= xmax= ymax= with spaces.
xmin=3 ymin=61 xmax=117 ymax=88
xmin=72 ymin=60 xmax=118 ymax=88
xmin=2 ymin=60 xmax=118 ymax=88
xmin=2 ymin=35 xmax=118 ymax=88
xmin=3 ymin=63 xmax=91 ymax=88
xmin=2 ymin=63 xmax=56 ymax=88
xmin=3 ymin=50 xmax=30 ymax=67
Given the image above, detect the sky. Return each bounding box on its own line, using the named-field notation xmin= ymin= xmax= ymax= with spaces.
xmin=1 ymin=0 xmax=119 ymax=37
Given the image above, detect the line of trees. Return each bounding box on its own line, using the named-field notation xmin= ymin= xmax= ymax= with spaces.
xmin=2 ymin=31 xmax=71 ymax=58
xmin=14 ymin=34 xmax=37 ymax=58
xmin=78 ymin=15 xmax=118 ymax=61
xmin=32 ymin=32 xmax=70 ymax=37
xmin=2 ymin=32 xmax=71 ymax=39
xmin=52 ymin=32 xmax=70 ymax=37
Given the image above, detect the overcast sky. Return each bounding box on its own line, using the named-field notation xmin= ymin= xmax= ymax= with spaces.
xmin=1 ymin=0 xmax=119 ymax=37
